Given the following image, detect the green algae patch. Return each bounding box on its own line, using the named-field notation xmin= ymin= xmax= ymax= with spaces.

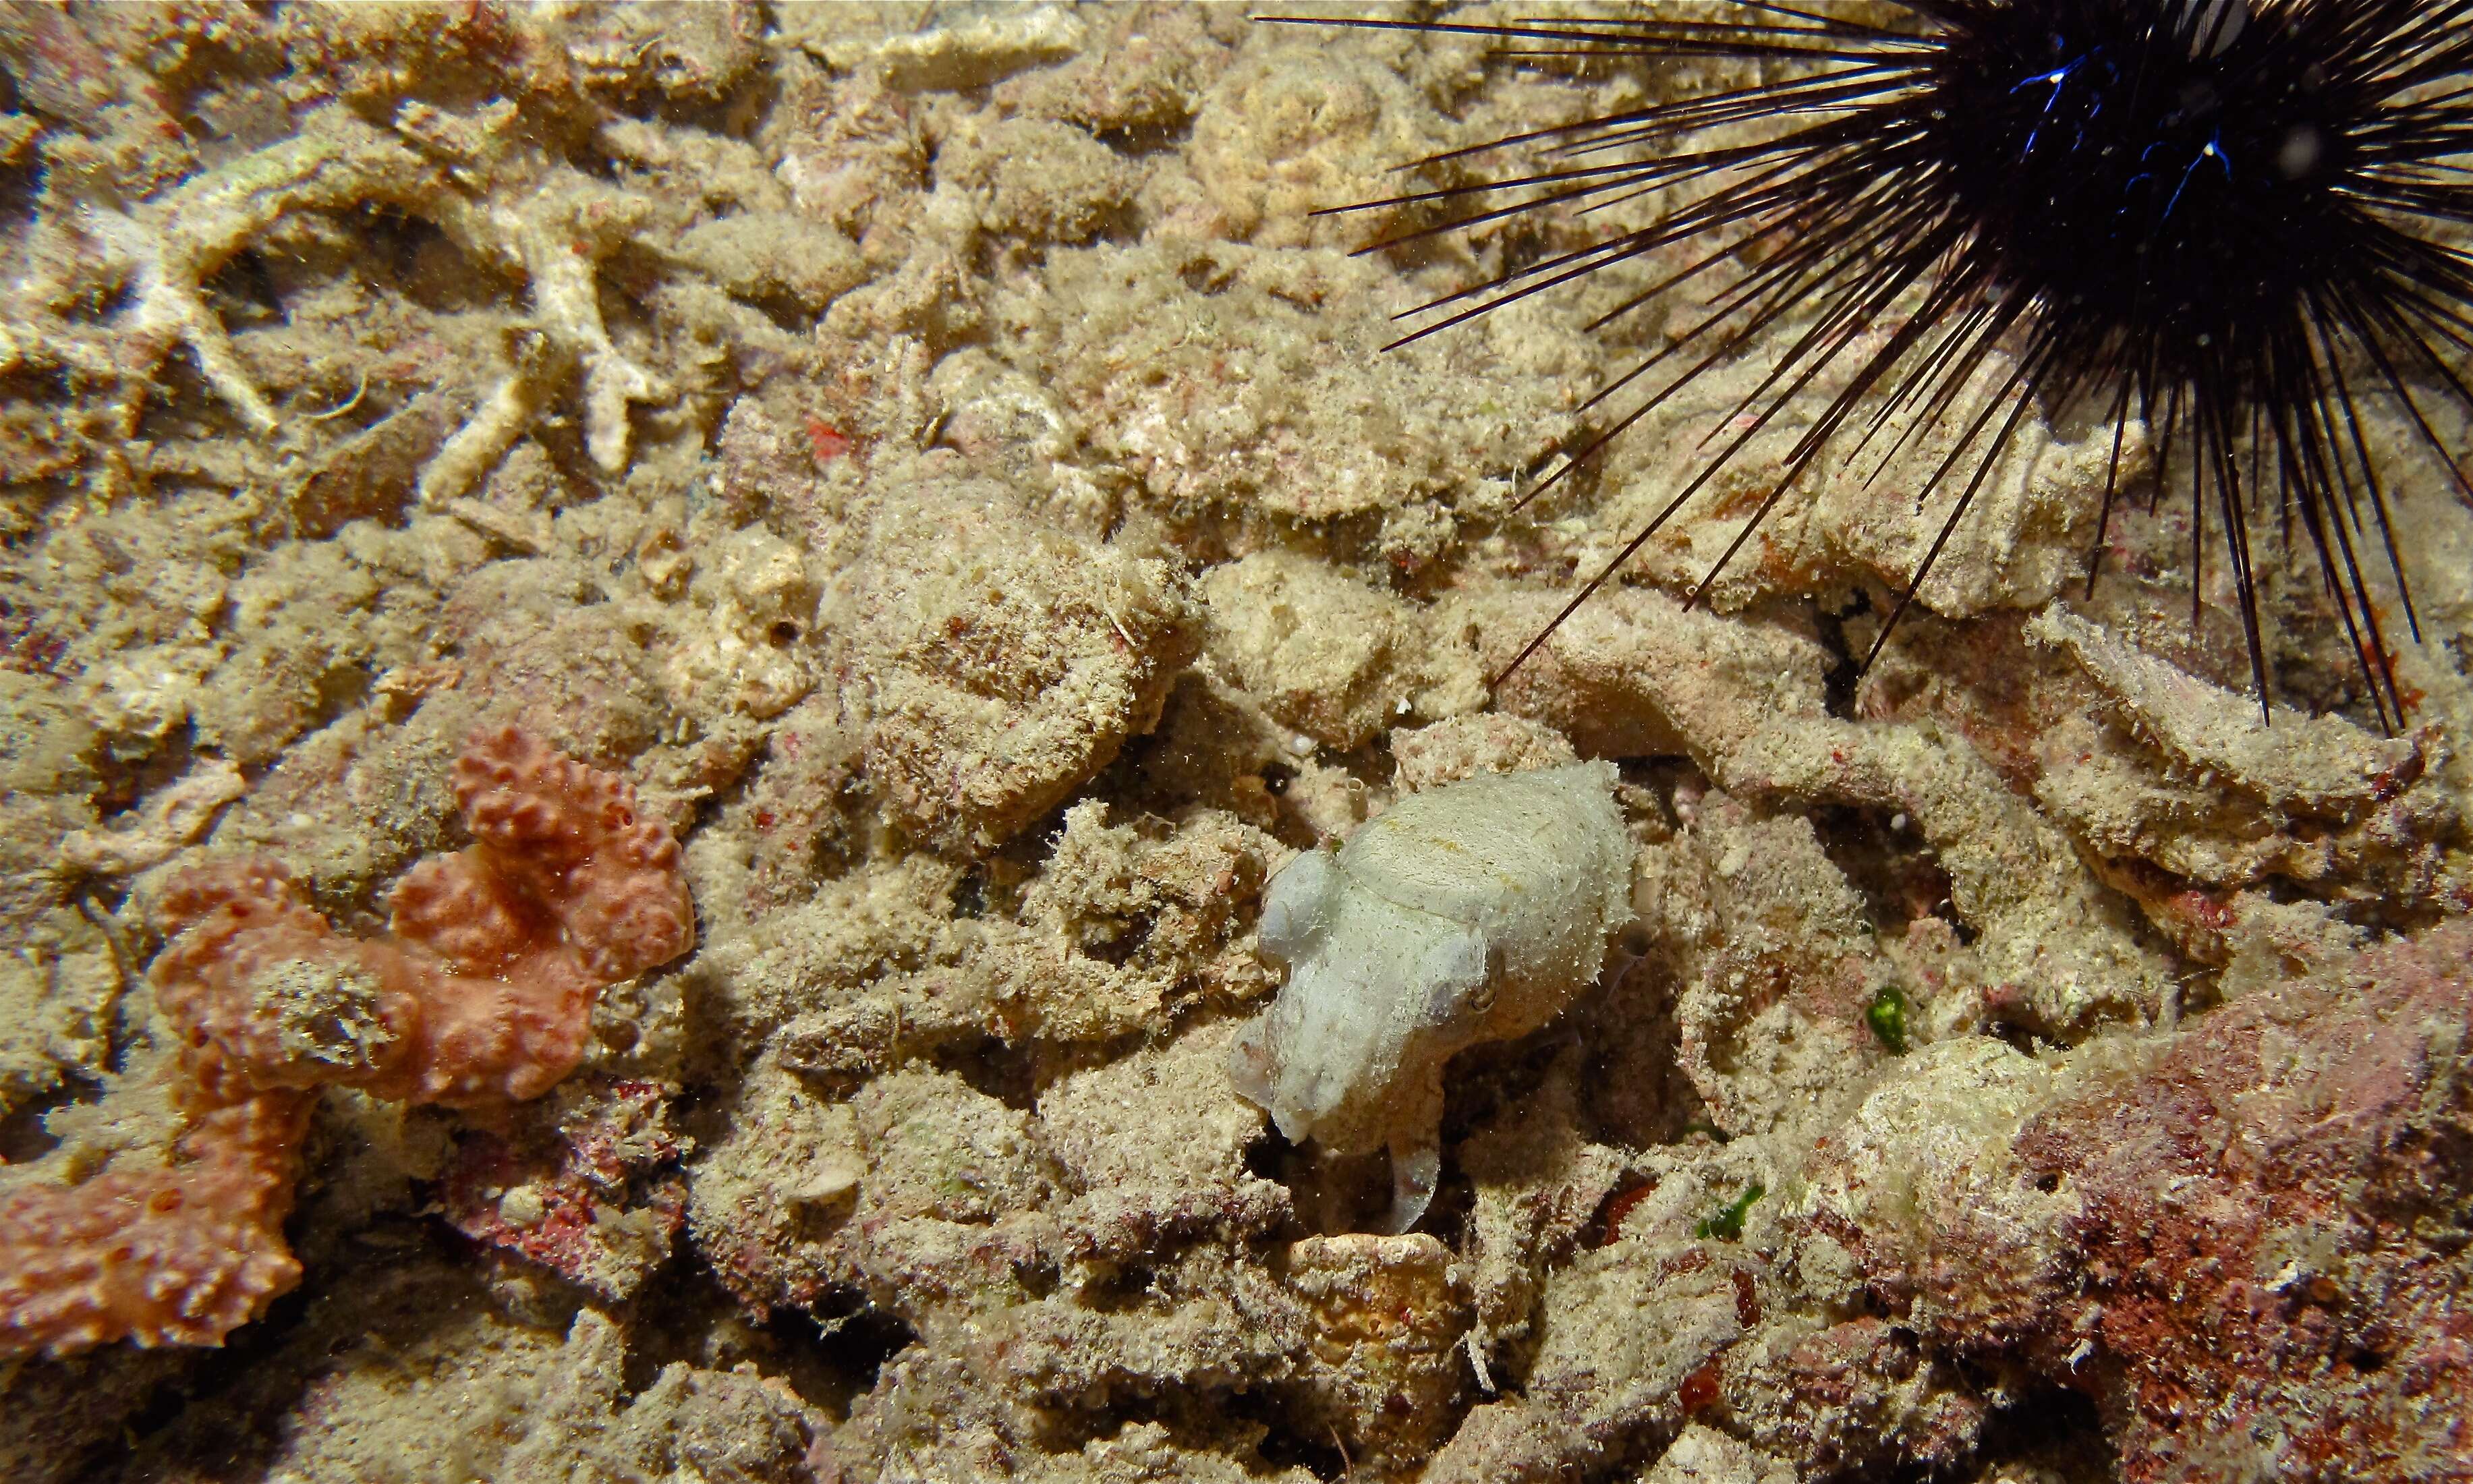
xmin=1696 ymin=1183 xmax=1765 ymax=1243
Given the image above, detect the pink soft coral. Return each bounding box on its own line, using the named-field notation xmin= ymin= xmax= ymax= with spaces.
xmin=0 ymin=727 xmax=694 ymax=1357
xmin=0 ymin=1057 xmax=309 ymax=1355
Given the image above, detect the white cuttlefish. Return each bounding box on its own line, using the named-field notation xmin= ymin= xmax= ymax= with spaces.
xmin=1231 ymin=762 xmax=1634 ymax=1232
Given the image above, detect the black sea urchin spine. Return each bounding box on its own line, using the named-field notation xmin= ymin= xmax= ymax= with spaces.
xmin=1277 ymin=0 xmax=2473 ymax=725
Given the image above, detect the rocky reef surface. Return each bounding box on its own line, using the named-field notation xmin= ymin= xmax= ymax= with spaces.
xmin=0 ymin=4 xmax=2467 ymax=1482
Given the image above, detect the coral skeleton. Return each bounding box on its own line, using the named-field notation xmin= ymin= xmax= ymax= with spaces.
xmin=25 ymin=107 xmax=432 ymax=438
xmin=0 ymin=727 xmax=693 ymax=1357
xmin=16 ymin=101 xmax=671 ymax=483
xmin=422 ymin=156 xmax=675 ymax=478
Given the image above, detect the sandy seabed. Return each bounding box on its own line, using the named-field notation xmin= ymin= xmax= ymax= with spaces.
xmin=2 ymin=4 xmax=2470 ymax=1481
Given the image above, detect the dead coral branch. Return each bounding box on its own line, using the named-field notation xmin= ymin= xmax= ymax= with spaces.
xmin=18 ymin=103 xmax=672 ymax=480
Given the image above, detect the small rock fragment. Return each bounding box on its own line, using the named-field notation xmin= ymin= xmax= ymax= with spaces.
xmin=2029 ymin=604 xmax=2422 ymax=818
xmin=1284 ymin=1232 xmax=1471 ymax=1467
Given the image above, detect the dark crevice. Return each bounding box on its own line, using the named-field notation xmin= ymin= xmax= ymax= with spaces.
xmin=1808 ymin=803 xmax=1970 ymax=945
xmin=1941 ymin=1381 xmax=2117 ymax=1484
xmin=0 ymin=1083 xmax=75 ymax=1162
xmin=1238 ymin=1388 xmax=1348 ymax=1482
xmin=201 ymin=248 xmax=284 ymax=325
xmin=803 ymin=1294 xmax=917 ymax=1397
xmin=928 ymin=1032 xmax=1044 ymax=1112
xmin=1817 ymin=590 xmax=1872 ymax=719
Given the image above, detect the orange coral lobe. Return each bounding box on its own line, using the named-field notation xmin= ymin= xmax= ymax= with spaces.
xmin=1 ymin=727 xmax=693 ymax=1359
xmin=0 ymin=1081 xmax=310 ymax=1357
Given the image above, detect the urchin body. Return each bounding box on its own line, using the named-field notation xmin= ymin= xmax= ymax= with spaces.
xmin=1941 ymin=1 xmax=2352 ymax=343
xmin=1294 ymin=0 xmax=2473 ymax=724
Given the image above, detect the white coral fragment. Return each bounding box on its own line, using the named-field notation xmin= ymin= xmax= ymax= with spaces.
xmin=24 ymin=95 xmax=683 ymax=485
xmin=65 ymin=108 xmax=430 ymax=435
xmin=434 ymin=170 xmax=674 ymax=477
xmin=801 ymin=3 xmax=1085 ymax=91
xmin=1232 ymin=763 xmax=1632 ymax=1233
xmin=418 ymin=370 xmax=538 ymax=509
xmin=58 ymin=760 xmax=246 ymax=875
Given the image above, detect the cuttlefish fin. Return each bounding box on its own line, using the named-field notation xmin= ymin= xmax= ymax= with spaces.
xmin=1382 ymin=1134 xmax=1440 ymax=1234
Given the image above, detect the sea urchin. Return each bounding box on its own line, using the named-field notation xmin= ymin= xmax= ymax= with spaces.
xmin=1282 ymin=0 xmax=2473 ymax=724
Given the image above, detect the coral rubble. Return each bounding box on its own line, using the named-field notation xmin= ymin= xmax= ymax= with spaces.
xmin=1 ymin=5 xmax=2470 ymax=1481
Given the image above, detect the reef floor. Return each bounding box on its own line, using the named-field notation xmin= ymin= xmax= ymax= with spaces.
xmin=1 ymin=5 xmax=2468 ymax=1482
